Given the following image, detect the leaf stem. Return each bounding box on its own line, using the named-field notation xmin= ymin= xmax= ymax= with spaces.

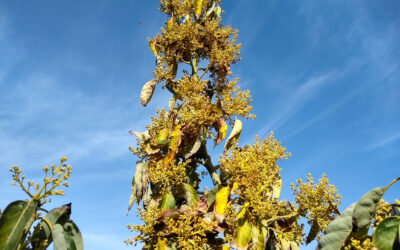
xmin=385 ymin=177 xmax=400 ymax=191
xmin=261 ymin=212 xmax=298 ymax=227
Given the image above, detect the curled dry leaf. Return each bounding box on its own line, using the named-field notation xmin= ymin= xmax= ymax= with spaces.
xmin=140 ymin=80 xmax=156 ymax=107
xmin=224 ymin=119 xmax=242 ymax=153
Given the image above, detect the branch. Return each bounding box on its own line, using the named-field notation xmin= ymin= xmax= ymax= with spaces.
xmin=199 ymin=144 xmax=221 ymax=186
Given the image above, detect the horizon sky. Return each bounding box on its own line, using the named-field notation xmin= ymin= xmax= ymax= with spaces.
xmin=0 ymin=0 xmax=399 ymax=249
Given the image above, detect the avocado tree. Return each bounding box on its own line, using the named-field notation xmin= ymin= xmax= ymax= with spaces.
xmin=126 ymin=1 xmax=342 ymax=249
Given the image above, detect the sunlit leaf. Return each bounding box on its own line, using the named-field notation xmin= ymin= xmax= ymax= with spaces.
xmin=157 ymin=128 xmax=169 ymax=146
xmin=237 ymin=202 xmax=249 ymax=220
xmin=166 ymin=16 xmax=174 ymax=32
xmin=182 ymin=183 xmax=198 ymax=207
xmin=373 ymin=216 xmax=400 ymax=250
xmin=146 ymin=144 xmax=160 ymax=155
xmin=129 ymin=130 xmax=151 ymax=142
xmin=233 ymin=218 xmax=252 ymax=250
xmin=214 ymin=118 xmax=227 ymax=147
xmin=194 ymin=0 xmax=203 ymax=19
xmin=272 ymin=178 xmax=282 ymax=199
xmin=251 ymin=225 xmax=264 ymax=250
xmin=169 ymin=125 xmax=182 ymax=152
xmin=224 ymin=119 xmax=242 ymax=153
xmin=148 ymin=38 xmax=158 ymax=57
xmin=215 ymin=186 xmax=230 ymax=223
xmin=160 ymin=192 xmax=176 ymax=211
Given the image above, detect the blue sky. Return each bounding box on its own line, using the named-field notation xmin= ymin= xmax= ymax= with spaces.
xmin=0 ymin=0 xmax=399 ymax=249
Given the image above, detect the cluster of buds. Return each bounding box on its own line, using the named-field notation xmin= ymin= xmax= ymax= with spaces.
xmin=9 ymin=156 xmax=72 ymax=205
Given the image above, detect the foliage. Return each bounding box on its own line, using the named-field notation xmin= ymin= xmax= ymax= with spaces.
xmin=0 ymin=157 xmax=83 ymax=250
xmin=126 ymin=0 xmax=342 ymax=249
xmin=318 ymin=178 xmax=400 ymax=250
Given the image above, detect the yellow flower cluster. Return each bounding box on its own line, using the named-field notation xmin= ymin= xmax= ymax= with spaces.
xmin=343 ymin=237 xmax=374 ymax=250
xmin=220 ymin=133 xmax=290 ymax=219
xmin=147 ymin=158 xmax=189 ymax=195
xmin=174 ymin=75 xmax=219 ymax=130
xmin=127 ymin=204 xmax=216 ymax=249
xmin=291 ymin=174 xmax=341 ymax=235
xmin=373 ymin=199 xmax=400 ymax=226
xmin=219 ymin=78 xmax=254 ymax=119
xmin=9 ymin=157 xmax=71 ymax=204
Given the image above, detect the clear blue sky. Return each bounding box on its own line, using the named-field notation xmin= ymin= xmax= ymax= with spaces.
xmin=0 ymin=0 xmax=399 ymax=249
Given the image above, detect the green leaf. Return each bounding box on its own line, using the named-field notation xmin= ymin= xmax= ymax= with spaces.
xmin=373 ymin=216 xmax=400 ymax=250
xmin=185 ymin=126 xmax=206 ymax=159
xmin=352 ymin=178 xmax=399 ymax=238
xmin=53 ymin=223 xmax=77 ymax=250
xmin=140 ymin=79 xmax=156 ymax=107
xmin=306 ymin=221 xmax=320 ymax=245
xmin=0 ymin=200 xmax=38 ymax=250
xmin=159 ymin=192 xmax=176 ymax=211
xmin=62 ymin=220 xmax=83 ymax=250
xmin=31 ymin=203 xmax=71 ymax=248
xmin=394 ymin=206 xmax=400 ymax=216
xmin=223 ymin=119 xmax=242 ymax=153
xmin=182 ymin=183 xmax=198 ymax=207
xmin=318 ymin=203 xmax=355 ymax=250
xmin=233 ymin=218 xmax=252 ymax=249
xmin=206 ymin=184 xmax=220 ymax=208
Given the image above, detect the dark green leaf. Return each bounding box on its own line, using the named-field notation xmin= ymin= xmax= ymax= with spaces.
xmin=393 ymin=206 xmax=400 ymax=216
xmin=31 ymin=203 xmax=71 ymax=248
xmin=318 ymin=203 xmax=355 ymax=250
xmin=63 ymin=220 xmax=83 ymax=250
xmin=53 ymin=223 xmax=77 ymax=250
xmin=0 ymin=200 xmax=38 ymax=250
xmin=206 ymin=184 xmax=220 ymax=208
xmin=306 ymin=221 xmax=320 ymax=245
xmin=373 ymin=216 xmax=400 ymax=250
